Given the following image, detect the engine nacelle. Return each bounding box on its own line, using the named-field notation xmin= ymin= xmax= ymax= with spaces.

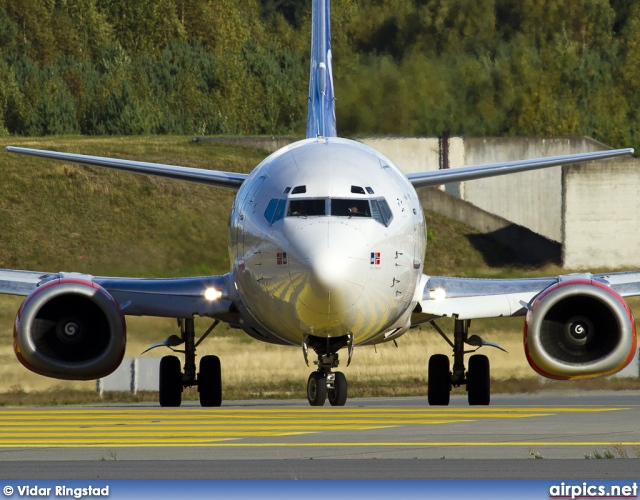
xmin=14 ymin=278 xmax=126 ymax=380
xmin=524 ymin=279 xmax=636 ymax=380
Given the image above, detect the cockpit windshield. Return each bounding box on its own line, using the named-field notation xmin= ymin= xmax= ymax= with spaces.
xmin=330 ymin=199 xmax=371 ymax=217
xmin=287 ymin=199 xmax=326 ymax=217
xmin=283 ymin=197 xmax=393 ymax=226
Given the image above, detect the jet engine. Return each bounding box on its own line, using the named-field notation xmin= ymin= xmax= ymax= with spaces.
xmin=524 ymin=279 xmax=636 ymax=380
xmin=14 ymin=278 xmax=126 ymax=380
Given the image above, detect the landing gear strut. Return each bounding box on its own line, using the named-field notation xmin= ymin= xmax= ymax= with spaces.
xmin=428 ymin=318 xmax=501 ymax=406
xmin=304 ymin=335 xmax=351 ymax=407
xmin=155 ymin=317 xmax=222 ymax=408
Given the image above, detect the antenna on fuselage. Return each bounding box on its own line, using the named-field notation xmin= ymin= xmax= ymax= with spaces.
xmin=306 ymin=0 xmax=337 ymax=139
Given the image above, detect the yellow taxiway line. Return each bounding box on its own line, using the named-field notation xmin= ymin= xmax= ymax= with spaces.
xmin=0 ymin=406 xmax=630 ymax=448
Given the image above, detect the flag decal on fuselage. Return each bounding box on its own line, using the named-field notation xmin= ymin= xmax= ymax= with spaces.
xmin=277 ymin=252 xmax=288 ymax=265
xmin=370 ymin=252 xmax=381 ymax=265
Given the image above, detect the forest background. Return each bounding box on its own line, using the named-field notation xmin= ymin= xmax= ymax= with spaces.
xmin=0 ymin=0 xmax=639 ymax=151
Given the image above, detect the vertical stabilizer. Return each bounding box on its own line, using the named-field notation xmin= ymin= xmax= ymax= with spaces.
xmin=306 ymin=0 xmax=337 ymax=138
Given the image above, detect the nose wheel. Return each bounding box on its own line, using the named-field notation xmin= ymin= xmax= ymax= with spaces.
xmin=307 ymin=372 xmax=327 ymax=406
xmin=306 ymin=370 xmax=348 ymax=406
xmin=305 ymin=347 xmax=349 ymax=406
xmin=327 ymin=371 xmax=348 ymax=406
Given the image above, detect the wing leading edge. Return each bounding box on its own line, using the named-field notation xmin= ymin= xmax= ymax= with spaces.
xmin=8 ymin=147 xmax=632 ymax=191
xmin=406 ymin=148 xmax=634 ymax=188
xmin=6 ymin=147 xmax=247 ymax=190
xmin=0 ymin=269 xmax=236 ymax=321
xmin=412 ymin=271 xmax=640 ymax=323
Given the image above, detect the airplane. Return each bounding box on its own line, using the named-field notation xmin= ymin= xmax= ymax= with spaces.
xmin=1 ymin=0 xmax=638 ymax=408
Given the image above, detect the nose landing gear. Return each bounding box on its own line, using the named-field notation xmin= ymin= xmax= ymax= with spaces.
xmin=306 ymin=353 xmax=349 ymax=406
xmin=307 ymin=352 xmax=347 ymax=406
xmin=304 ymin=335 xmax=351 ymax=406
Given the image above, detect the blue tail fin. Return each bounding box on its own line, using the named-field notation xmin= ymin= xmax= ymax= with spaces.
xmin=306 ymin=0 xmax=337 ymax=138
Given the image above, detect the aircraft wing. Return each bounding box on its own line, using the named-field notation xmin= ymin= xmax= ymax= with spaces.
xmin=406 ymin=148 xmax=634 ymax=188
xmin=5 ymin=147 xmax=247 ymax=190
xmin=412 ymin=271 xmax=640 ymax=323
xmin=0 ymin=269 xmax=236 ymax=320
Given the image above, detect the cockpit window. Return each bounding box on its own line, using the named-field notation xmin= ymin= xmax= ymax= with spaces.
xmin=370 ymin=198 xmax=393 ymax=227
xmin=379 ymin=199 xmax=393 ymax=223
xmin=287 ymin=199 xmax=326 ymax=217
xmin=330 ymin=199 xmax=371 ymax=217
xmin=291 ymin=185 xmax=306 ymax=194
xmin=265 ymin=199 xmax=278 ymax=222
xmin=351 ymin=186 xmax=366 ymax=194
xmin=264 ymin=199 xmax=286 ymax=224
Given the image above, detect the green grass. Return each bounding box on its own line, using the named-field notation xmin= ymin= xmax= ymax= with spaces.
xmin=0 ymin=135 xmax=265 ymax=277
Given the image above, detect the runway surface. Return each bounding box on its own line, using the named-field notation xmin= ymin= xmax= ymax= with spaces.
xmin=1 ymin=391 xmax=639 ymax=479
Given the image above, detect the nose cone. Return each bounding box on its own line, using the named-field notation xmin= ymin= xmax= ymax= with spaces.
xmin=308 ymin=247 xmax=351 ymax=292
xmin=286 ymin=220 xmax=370 ymax=318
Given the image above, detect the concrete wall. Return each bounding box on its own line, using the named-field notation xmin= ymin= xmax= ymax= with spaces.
xmin=359 ymin=137 xmax=465 ymax=174
xmin=418 ymin=187 xmax=561 ymax=265
xmin=461 ymin=137 xmax=606 ymax=242
xmin=97 ymin=357 xmax=161 ymax=395
xmin=562 ymin=158 xmax=640 ymax=269
xmin=193 ymin=136 xmax=301 ymax=153
xmin=358 ymin=136 xmax=609 ymax=243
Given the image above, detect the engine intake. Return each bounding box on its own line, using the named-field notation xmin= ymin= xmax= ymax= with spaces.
xmin=524 ymin=279 xmax=636 ymax=380
xmin=14 ymin=278 xmax=126 ymax=380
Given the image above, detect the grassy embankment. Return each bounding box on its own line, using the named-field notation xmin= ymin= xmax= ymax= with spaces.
xmin=0 ymin=135 xmax=638 ymax=405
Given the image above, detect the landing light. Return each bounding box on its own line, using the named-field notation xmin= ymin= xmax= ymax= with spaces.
xmin=204 ymin=288 xmax=222 ymax=301
xmin=429 ymin=288 xmax=446 ymax=301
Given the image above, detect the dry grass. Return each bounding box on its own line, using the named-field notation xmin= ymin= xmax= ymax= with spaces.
xmin=2 ymin=313 xmax=640 ymax=404
xmin=0 ymin=305 xmax=532 ymax=394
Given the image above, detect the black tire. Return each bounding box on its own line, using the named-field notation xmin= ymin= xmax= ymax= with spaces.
xmin=467 ymin=354 xmax=490 ymax=406
xmin=159 ymin=355 xmax=182 ymax=407
xmin=428 ymin=354 xmax=451 ymax=406
xmin=328 ymin=371 xmax=348 ymax=406
xmin=199 ymin=355 xmax=222 ymax=407
xmin=307 ymin=372 xmax=327 ymax=406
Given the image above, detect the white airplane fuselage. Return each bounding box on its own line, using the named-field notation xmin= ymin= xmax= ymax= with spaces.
xmin=229 ymin=137 xmax=426 ymax=347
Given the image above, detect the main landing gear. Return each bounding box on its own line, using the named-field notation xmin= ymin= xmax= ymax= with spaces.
xmin=303 ymin=334 xmax=352 ymax=406
xmin=427 ymin=318 xmax=506 ymax=406
xmin=146 ymin=317 xmax=222 ymax=408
